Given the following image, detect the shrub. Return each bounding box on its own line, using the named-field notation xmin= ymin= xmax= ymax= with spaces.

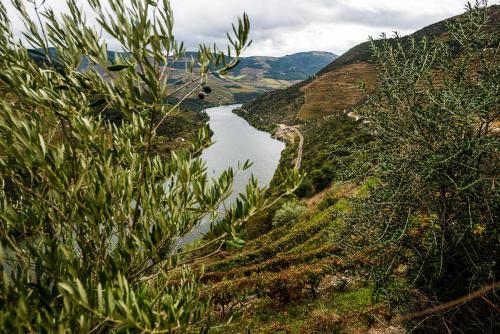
xmin=350 ymin=1 xmax=499 ymax=330
xmin=272 ymin=201 xmax=306 ymax=227
xmin=295 ymin=175 xmax=316 ymax=197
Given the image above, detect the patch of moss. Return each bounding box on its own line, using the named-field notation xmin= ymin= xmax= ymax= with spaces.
xmin=328 ymin=286 xmax=373 ymax=313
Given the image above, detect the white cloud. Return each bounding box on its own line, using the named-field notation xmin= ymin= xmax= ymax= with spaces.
xmin=3 ymin=0 xmax=475 ymax=56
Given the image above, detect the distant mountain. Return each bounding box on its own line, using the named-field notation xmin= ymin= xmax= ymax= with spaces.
xmin=30 ymin=49 xmax=336 ymax=109
xmin=224 ymin=51 xmax=338 ymax=81
xmin=168 ymin=51 xmax=337 ymax=81
xmin=164 ymin=51 xmax=337 ymax=108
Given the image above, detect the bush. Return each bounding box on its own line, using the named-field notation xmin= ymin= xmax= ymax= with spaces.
xmin=272 ymin=201 xmax=306 ymax=227
xmin=350 ymin=2 xmax=499 ymax=331
xmin=295 ymin=176 xmax=316 ymax=197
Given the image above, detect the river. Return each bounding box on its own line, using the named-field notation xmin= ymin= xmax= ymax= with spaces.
xmin=184 ymin=104 xmax=285 ymax=242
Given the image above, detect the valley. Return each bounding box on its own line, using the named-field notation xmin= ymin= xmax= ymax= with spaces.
xmin=0 ymin=1 xmax=498 ymax=333
xmin=74 ymin=50 xmax=337 ymax=111
xmin=183 ymin=104 xmax=285 ymax=243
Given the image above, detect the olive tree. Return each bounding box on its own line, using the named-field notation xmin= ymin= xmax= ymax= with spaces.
xmin=0 ymin=0 xmax=300 ymax=332
xmin=351 ymin=0 xmax=499 ymax=319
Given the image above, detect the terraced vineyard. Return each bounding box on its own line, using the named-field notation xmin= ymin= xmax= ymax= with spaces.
xmin=297 ymin=62 xmax=377 ymax=120
xmin=185 ymin=183 xmax=394 ymax=334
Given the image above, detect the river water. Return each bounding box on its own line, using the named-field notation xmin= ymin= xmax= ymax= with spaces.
xmin=184 ymin=104 xmax=285 ymax=242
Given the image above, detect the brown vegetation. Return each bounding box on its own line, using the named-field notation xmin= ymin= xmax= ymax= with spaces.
xmin=298 ymin=62 xmax=377 ymax=120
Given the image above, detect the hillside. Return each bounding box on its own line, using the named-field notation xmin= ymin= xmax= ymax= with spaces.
xmin=197 ymin=181 xmax=388 ymax=333
xmin=241 ymin=5 xmax=499 ymax=123
xmin=237 ymin=5 xmax=500 ymax=196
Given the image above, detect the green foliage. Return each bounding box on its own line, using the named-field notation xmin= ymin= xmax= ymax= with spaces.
xmin=0 ymin=0 xmax=301 ymax=332
xmin=207 ymin=207 xmax=335 ymax=272
xmin=299 ymin=114 xmax=372 ymax=194
xmin=350 ymin=1 xmax=499 ymax=327
xmin=268 ymin=114 xmax=372 ymax=198
xmin=272 ymin=201 xmax=306 ymax=227
xmin=294 ymin=176 xmax=315 ymax=198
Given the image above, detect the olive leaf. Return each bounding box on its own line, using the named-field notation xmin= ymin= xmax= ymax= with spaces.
xmin=107 ymin=64 xmax=133 ymax=71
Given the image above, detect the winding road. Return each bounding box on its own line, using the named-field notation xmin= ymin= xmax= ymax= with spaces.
xmin=292 ymin=126 xmax=304 ymax=169
xmin=276 ymin=124 xmax=304 ymax=170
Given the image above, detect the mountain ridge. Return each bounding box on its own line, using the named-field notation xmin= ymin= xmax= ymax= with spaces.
xmin=171 ymin=50 xmax=337 ymax=81
xmin=28 ymin=48 xmax=337 ymax=110
xmin=167 ymin=50 xmax=336 ymax=109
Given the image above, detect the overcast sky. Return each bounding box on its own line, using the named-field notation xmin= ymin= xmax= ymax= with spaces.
xmin=4 ymin=0 xmax=481 ymax=57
